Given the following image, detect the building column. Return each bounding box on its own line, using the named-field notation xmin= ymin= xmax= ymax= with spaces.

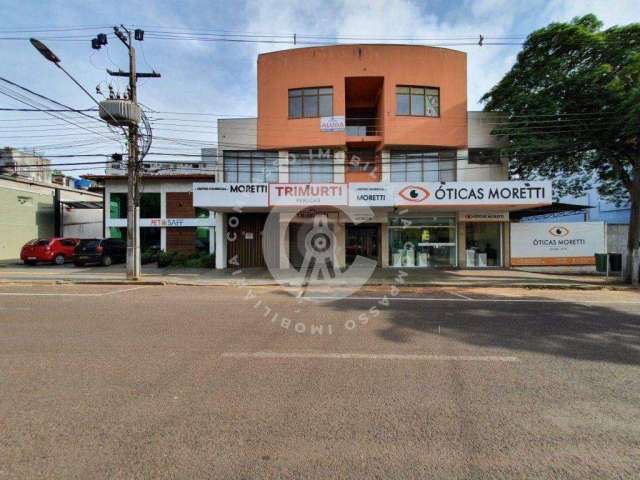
xmin=334 ymin=150 xmax=345 ymax=183
xmin=456 ymin=149 xmax=468 ymax=181
xmin=380 ymin=223 xmax=389 ymax=267
xmin=457 ymin=221 xmax=466 ymax=268
xmin=334 ymin=220 xmax=346 ymax=269
xmin=503 ymin=222 xmax=511 ymax=268
xmin=160 ymin=188 xmax=167 ymax=251
xmin=279 ymin=215 xmax=290 ymax=269
xmin=380 ymin=150 xmax=391 ymax=182
xmin=278 ymin=150 xmax=289 ymax=183
xmin=215 ymin=212 xmax=226 ymax=269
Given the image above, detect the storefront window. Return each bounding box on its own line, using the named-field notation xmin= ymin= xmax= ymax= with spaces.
xmin=389 ymin=215 xmax=457 ymax=267
xmin=109 ymin=193 xmax=127 ymax=219
xmin=140 ymin=227 xmax=161 ymax=252
xmin=140 ymin=193 xmax=161 ymax=219
xmin=465 ymin=223 xmax=502 ymax=267
xmin=109 ymin=226 xmax=126 ymax=240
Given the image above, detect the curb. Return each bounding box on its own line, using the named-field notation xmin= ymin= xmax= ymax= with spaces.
xmin=0 ymin=278 xmax=626 ymax=290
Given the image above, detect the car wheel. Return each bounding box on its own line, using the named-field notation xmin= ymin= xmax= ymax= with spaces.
xmin=54 ymin=254 xmax=65 ymax=265
xmin=73 ymin=261 xmax=85 ymax=267
xmin=101 ymin=255 xmax=113 ymax=267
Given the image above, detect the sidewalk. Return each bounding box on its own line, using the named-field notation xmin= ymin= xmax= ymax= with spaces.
xmin=0 ymin=262 xmax=626 ymax=288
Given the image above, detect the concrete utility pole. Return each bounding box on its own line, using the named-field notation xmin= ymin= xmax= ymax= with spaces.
xmin=107 ymin=26 xmax=160 ymax=280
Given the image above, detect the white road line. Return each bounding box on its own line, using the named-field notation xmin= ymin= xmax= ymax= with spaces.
xmin=305 ymin=296 xmax=640 ymax=305
xmin=222 ymin=352 xmax=520 ymax=362
xmin=449 ymin=291 xmax=472 ymax=300
xmin=0 ymin=286 xmax=148 ymax=297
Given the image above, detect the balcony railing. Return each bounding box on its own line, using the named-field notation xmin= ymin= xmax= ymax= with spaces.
xmin=345 ymin=125 xmax=381 ymax=136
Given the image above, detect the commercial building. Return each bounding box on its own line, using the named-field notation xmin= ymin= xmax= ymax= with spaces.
xmin=0 ymin=174 xmax=102 ymax=262
xmin=193 ymin=44 xmax=553 ymax=270
xmin=85 ymin=171 xmax=216 ymax=255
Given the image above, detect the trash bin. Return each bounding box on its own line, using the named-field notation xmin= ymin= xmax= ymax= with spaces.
xmin=608 ymin=253 xmax=622 ymax=273
xmin=595 ymin=253 xmax=608 ymax=273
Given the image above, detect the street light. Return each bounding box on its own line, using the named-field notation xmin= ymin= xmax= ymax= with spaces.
xmin=30 ymin=38 xmax=60 ymax=64
xmin=29 ymin=38 xmax=139 ymax=279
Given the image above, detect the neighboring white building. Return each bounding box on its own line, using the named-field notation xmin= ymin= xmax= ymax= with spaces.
xmin=1 ymin=147 xmax=53 ymax=184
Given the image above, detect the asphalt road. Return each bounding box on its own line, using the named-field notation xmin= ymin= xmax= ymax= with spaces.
xmin=1 ymin=284 xmax=639 ymax=479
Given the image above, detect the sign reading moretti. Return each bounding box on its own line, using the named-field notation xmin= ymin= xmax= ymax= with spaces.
xmin=393 ymin=181 xmax=551 ymax=206
xmin=269 ymin=183 xmax=348 ymax=206
xmin=349 ymin=183 xmax=393 ymax=207
xmin=193 ymin=183 xmax=268 ymax=208
xmin=510 ymin=222 xmax=605 ymax=266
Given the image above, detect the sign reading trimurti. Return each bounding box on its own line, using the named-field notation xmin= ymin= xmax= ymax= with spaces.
xmin=269 ymin=183 xmax=348 ymax=206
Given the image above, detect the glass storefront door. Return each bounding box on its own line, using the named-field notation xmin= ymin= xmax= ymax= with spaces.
xmin=465 ymin=223 xmax=502 ymax=267
xmin=389 ymin=215 xmax=457 ymax=267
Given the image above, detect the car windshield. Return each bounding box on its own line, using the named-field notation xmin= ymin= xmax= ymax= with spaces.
xmin=34 ymin=239 xmax=50 ymax=246
xmin=78 ymin=239 xmax=100 ymax=248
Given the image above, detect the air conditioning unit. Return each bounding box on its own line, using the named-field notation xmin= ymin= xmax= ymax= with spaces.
xmin=98 ymin=99 xmax=141 ymax=126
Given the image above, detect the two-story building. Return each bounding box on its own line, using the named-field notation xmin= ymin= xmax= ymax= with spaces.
xmin=194 ymin=44 xmax=552 ymax=270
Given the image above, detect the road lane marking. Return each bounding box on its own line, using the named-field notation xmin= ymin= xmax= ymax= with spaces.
xmin=0 ymin=286 xmax=148 ymax=297
xmin=305 ymin=296 xmax=640 ymax=305
xmin=222 ymin=352 xmax=520 ymax=362
xmin=449 ymin=291 xmax=472 ymax=300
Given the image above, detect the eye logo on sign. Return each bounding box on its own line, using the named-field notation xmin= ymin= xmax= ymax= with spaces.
xmin=399 ymin=186 xmax=430 ymax=202
xmin=549 ymin=226 xmax=570 ymax=237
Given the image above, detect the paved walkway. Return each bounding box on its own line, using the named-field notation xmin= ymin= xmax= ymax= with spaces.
xmin=0 ymin=262 xmax=624 ymax=288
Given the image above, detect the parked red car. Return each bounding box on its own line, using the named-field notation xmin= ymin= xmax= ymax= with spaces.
xmin=20 ymin=238 xmax=80 ymax=265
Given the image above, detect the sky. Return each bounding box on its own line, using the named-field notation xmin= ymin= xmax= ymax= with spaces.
xmin=1 ymin=0 xmax=639 ymax=174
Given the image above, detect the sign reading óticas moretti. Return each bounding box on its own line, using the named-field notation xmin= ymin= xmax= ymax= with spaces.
xmin=392 ymin=181 xmax=551 ymax=206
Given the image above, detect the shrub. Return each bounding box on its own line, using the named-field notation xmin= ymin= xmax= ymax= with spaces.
xmin=156 ymin=251 xmax=214 ymax=268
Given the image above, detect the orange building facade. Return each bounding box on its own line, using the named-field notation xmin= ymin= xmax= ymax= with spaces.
xmin=194 ymin=45 xmax=552 ymax=271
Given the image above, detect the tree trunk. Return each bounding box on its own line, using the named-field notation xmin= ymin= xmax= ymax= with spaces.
xmin=624 ymin=178 xmax=640 ymax=285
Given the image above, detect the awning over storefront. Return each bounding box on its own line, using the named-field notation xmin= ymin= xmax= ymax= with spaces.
xmin=60 ymin=201 xmax=103 ymax=209
xmin=509 ymin=202 xmax=592 ymax=221
xmin=193 ymin=181 xmax=553 ymax=210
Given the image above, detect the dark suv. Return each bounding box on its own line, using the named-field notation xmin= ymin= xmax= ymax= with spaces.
xmin=73 ymin=238 xmax=126 ymax=267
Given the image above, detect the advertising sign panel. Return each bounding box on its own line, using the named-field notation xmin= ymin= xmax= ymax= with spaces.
xmin=320 ymin=116 xmax=345 ymax=132
xmin=193 ymin=183 xmax=268 ymax=208
xmin=393 ymin=181 xmax=551 ymax=206
xmin=349 ymin=183 xmax=394 ymax=207
xmin=510 ymin=222 xmax=605 ymax=266
xmin=269 ymin=183 xmax=348 ymax=207
xmin=459 ymin=211 xmax=509 ymax=222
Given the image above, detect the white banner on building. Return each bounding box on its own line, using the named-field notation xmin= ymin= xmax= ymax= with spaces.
xmin=349 ymin=183 xmax=393 ymax=207
xmin=106 ymin=217 xmax=214 ymax=228
xmin=269 ymin=183 xmax=348 ymax=207
xmin=393 ymin=181 xmax=551 ymax=206
xmin=510 ymin=222 xmax=605 ymax=266
xmin=193 ymin=183 xmax=268 ymax=208
xmin=320 ymin=116 xmax=345 ymax=132
xmin=459 ymin=211 xmax=509 ymax=222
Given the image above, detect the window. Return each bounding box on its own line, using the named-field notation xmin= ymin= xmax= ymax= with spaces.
xmin=140 ymin=227 xmax=161 ymax=252
xmin=468 ymin=148 xmax=501 ymax=165
xmin=110 ymin=193 xmax=127 ymax=219
xmin=223 ymin=151 xmax=279 ymax=183
xmin=396 ymin=86 xmax=439 ymax=117
xmin=109 ymin=226 xmax=126 ymax=239
xmin=288 ymin=149 xmax=334 ymax=183
xmin=390 ymin=151 xmax=456 ymax=182
xmin=289 ymin=87 xmax=333 ymax=118
xmin=389 ymin=215 xmax=457 ymax=267
xmin=140 ymin=193 xmax=161 ymax=218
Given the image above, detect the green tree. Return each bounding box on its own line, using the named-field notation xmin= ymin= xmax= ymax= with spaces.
xmin=482 ymin=14 xmax=640 ymax=283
